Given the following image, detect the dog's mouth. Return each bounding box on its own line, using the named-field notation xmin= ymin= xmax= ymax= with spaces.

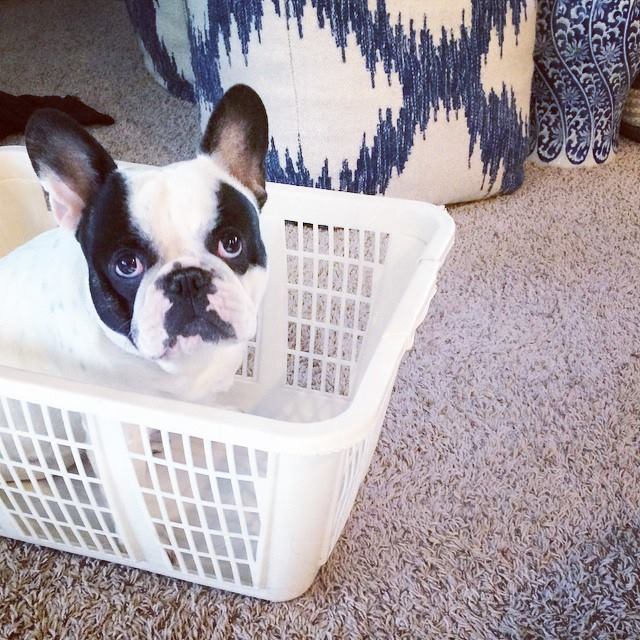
xmin=152 ymin=335 xmax=202 ymax=361
xmin=153 ymin=314 xmax=237 ymax=361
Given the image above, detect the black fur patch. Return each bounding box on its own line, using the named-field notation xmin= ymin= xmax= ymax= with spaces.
xmin=157 ymin=267 xmax=235 ymax=345
xmin=26 ymin=109 xmax=150 ymax=342
xmin=206 ymin=182 xmax=267 ymax=274
xmin=76 ymin=172 xmax=158 ymax=339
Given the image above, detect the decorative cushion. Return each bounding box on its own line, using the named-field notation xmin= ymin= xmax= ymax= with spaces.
xmin=126 ymin=1 xmax=536 ymax=205
xmin=125 ymin=0 xmax=195 ymax=103
xmin=530 ymin=0 xmax=640 ymax=166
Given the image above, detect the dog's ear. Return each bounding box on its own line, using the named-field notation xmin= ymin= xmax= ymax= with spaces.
xmin=25 ymin=109 xmax=116 ymax=231
xmin=201 ymin=84 xmax=269 ymax=208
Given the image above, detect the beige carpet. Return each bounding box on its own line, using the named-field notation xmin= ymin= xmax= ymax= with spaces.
xmin=1 ymin=0 xmax=640 ymax=638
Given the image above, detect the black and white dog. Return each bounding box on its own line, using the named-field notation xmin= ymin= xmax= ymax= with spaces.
xmin=0 ymin=85 xmax=269 ymax=402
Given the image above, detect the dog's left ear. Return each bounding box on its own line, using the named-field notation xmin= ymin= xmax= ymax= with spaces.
xmin=25 ymin=109 xmax=116 ymax=231
xmin=201 ymin=84 xmax=269 ymax=208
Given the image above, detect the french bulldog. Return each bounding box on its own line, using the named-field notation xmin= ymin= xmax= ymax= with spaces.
xmin=0 ymin=84 xmax=269 ymax=403
xmin=0 ymin=85 xmax=270 ymax=484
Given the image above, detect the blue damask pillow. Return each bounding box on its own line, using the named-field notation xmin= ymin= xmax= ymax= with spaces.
xmin=126 ymin=1 xmax=536 ymax=205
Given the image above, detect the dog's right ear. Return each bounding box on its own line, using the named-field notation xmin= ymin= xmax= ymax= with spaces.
xmin=25 ymin=109 xmax=116 ymax=231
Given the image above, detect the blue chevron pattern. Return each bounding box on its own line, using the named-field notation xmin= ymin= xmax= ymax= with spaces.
xmin=127 ymin=1 xmax=532 ymax=197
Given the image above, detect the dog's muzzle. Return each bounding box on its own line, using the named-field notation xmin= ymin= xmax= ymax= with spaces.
xmin=158 ymin=266 xmax=236 ymax=348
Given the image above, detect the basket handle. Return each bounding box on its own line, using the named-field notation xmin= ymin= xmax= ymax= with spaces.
xmin=384 ymin=259 xmax=441 ymax=350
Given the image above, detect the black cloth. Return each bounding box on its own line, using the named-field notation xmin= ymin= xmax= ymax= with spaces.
xmin=0 ymin=91 xmax=114 ymax=140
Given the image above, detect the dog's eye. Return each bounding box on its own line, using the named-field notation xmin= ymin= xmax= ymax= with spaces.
xmin=217 ymin=230 xmax=243 ymax=259
xmin=114 ymin=252 xmax=145 ymax=279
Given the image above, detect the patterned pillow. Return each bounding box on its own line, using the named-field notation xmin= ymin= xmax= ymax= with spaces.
xmin=126 ymin=1 xmax=536 ymax=205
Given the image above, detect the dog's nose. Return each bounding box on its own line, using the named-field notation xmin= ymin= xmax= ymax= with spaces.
xmin=165 ymin=267 xmax=210 ymax=298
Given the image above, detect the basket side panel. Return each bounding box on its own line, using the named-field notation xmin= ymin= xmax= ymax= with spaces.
xmin=121 ymin=422 xmax=274 ymax=590
xmin=284 ymin=220 xmax=390 ymax=400
xmin=0 ymin=394 xmax=131 ymax=558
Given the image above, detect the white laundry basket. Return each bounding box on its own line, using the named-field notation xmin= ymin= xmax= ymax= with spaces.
xmin=0 ymin=146 xmax=454 ymax=601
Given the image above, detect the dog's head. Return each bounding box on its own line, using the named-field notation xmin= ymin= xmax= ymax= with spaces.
xmin=25 ymin=85 xmax=269 ymax=373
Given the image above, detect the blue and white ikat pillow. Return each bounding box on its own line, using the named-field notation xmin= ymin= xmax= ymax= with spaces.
xmin=126 ymin=1 xmax=536 ymax=205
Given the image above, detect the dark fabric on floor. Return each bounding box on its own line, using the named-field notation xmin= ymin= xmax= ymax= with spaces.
xmin=0 ymin=91 xmax=113 ymax=140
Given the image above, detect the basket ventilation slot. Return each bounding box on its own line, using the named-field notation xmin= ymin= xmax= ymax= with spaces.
xmin=235 ymin=338 xmax=258 ymax=379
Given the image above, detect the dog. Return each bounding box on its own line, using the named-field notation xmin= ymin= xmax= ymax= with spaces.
xmin=0 ymin=84 xmax=269 ymax=482
xmin=0 ymin=84 xmax=269 ymax=402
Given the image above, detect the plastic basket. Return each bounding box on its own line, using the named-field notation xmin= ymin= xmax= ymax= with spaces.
xmin=0 ymin=146 xmax=454 ymax=601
